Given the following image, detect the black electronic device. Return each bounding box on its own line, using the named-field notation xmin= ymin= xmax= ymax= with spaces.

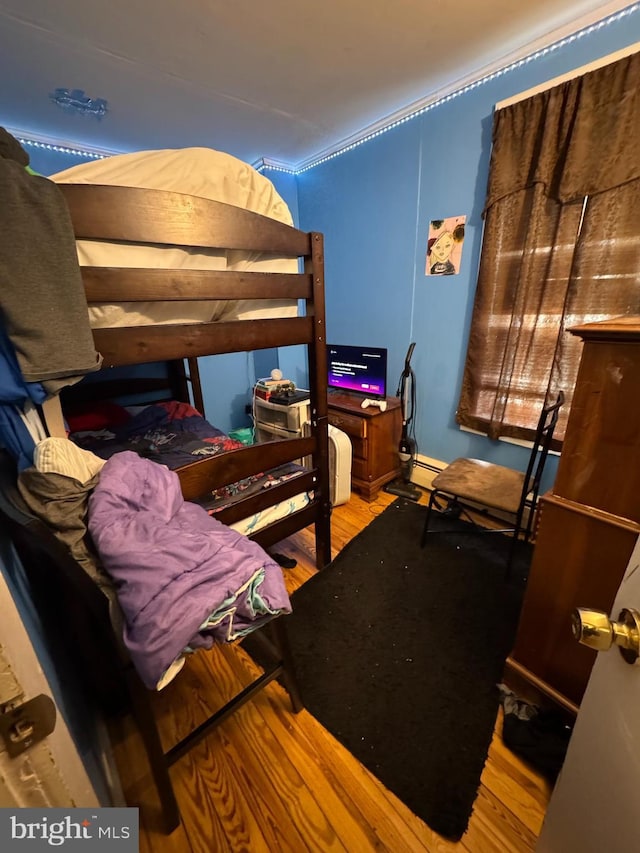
xmin=327 ymin=344 xmax=387 ymax=399
xmin=384 ymin=342 xmax=422 ymax=501
xmin=269 ymin=389 xmax=310 ymax=406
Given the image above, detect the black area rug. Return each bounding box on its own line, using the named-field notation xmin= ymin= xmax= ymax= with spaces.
xmin=250 ymin=498 xmax=531 ymax=841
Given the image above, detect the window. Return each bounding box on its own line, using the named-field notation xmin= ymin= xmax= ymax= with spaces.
xmin=457 ymin=51 xmax=640 ymax=446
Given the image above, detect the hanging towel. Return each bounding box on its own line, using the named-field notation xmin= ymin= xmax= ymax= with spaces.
xmin=0 ymin=128 xmax=102 ymax=393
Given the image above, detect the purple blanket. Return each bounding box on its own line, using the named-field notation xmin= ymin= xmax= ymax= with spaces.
xmin=88 ymin=451 xmax=291 ymax=688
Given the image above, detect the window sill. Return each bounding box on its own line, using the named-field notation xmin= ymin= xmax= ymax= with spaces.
xmin=459 ymin=425 xmax=561 ymax=456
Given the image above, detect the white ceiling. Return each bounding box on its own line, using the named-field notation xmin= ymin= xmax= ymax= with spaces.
xmin=0 ymin=1 xmax=633 ymax=170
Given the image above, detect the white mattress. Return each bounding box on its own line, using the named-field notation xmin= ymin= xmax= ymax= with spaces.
xmin=52 ymin=148 xmax=299 ymax=328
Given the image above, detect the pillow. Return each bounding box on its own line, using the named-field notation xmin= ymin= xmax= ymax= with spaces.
xmin=65 ymin=401 xmax=131 ymax=433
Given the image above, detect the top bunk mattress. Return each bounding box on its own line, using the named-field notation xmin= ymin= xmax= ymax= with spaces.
xmin=52 ymin=148 xmax=299 ymax=328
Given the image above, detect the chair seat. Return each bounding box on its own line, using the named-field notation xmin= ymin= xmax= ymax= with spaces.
xmin=432 ymin=458 xmax=527 ymax=514
xmin=423 ymin=392 xmax=564 ymax=578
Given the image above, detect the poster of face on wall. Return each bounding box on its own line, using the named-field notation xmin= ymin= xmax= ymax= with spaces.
xmin=426 ymin=216 xmax=466 ymax=276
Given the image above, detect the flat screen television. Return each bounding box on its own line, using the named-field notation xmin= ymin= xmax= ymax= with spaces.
xmin=327 ymin=344 xmax=388 ymax=399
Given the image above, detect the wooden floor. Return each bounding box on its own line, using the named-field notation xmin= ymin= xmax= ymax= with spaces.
xmin=110 ymin=489 xmax=551 ymax=852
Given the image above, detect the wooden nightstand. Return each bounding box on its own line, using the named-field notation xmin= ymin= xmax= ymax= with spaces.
xmin=326 ymin=394 xmax=401 ymax=501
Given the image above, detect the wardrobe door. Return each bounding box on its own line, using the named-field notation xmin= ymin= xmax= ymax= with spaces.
xmin=508 ymin=317 xmax=640 ymax=710
xmin=553 ymin=333 xmax=640 ymax=522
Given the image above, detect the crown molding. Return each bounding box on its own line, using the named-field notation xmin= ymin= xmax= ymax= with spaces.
xmin=253 ymin=157 xmax=297 ymax=175
xmin=4 ymin=126 xmax=121 ymax=159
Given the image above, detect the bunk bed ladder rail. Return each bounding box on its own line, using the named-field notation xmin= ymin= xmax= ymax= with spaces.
xmin=307 ymin=232 xmax=331 ymax=567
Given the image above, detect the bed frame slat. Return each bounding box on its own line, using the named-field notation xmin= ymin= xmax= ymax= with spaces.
xmin=178 ymin=437 xmax=316 ymax=500
xmin=93 ymin=316 xmax=314 ymax=365
xmin=81 ymin=268 xmax=312 ymax=302
xmin=60 ymin=184 xmax=311 ymax=256
xmin=213 ymin=471 xmax=318 ymax=527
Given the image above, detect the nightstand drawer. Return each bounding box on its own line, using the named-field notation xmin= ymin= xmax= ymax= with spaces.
xmin=351 ymin=455 xmax=368 ymax=481
xmin=328 ymin=409 xmax=367 ymax=439
xmin=350 ymin=435 xmax=366 ymax=460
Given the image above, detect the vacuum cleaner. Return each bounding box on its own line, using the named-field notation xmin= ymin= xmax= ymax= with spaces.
xmin=384 ymin=342 xmax=422 ymax=501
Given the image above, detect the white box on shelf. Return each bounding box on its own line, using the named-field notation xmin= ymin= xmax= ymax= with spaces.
xmin=254 ymin=391 xmax=351 ymax=505
xmin=253 ymin=393 xmax=310 ymax=435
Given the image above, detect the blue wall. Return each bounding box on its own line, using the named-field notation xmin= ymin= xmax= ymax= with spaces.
xmin=295 ymin=8 xmax=640 ymax=485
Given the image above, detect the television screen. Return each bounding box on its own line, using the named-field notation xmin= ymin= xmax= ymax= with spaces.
xmin=327 ymin=344 xmax=388 ymax=399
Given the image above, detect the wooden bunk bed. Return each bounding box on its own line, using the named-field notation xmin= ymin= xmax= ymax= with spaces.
xmin=59 ymin=182 xmax=332 ymax=562
xmin=0 ymin=177 xmax=332 ymax=832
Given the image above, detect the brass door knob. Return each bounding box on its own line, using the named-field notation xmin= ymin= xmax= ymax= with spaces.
xmin=571 ymin=607 xmax=640 ymax=664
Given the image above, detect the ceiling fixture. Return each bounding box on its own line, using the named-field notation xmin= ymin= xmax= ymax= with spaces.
xmin=49 ymin=88 xmax=108 ymax=119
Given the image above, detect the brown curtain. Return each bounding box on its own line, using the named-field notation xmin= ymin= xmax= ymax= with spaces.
xmin=457 ymin=52 xmax=640 ymax=444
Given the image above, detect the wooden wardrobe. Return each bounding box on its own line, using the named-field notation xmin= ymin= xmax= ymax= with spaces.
xmin=507 ymin=316 xmax=640 ymax=713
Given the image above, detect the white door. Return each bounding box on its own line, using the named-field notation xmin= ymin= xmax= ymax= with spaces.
xmin=0 ymin=568 xmax=99 ymax=808
xmin=537 ymin=534 xmax=640 ymax=852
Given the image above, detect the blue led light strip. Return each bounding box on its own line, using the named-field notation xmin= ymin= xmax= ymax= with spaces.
xmin=17 ymin=137 xmax=107 ymax=160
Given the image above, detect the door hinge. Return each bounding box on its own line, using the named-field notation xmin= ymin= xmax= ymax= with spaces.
xmin=0 ymin=695 xmax=57 ymax=757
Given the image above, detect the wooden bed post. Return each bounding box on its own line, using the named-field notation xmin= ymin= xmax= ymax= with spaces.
xmin=308 ymin=233 xmax=332 ymax=568
xmin=166 ymin=357 xmax=205 ymax=413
